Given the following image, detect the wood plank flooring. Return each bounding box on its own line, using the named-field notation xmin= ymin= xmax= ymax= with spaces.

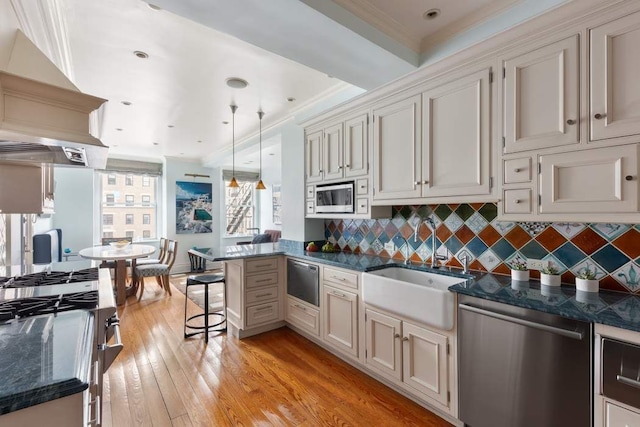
xmin=101 ymin=278 xmax=453 ymax=426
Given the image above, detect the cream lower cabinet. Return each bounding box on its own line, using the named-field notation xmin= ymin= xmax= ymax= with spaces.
xmin=224 ymin=256 xmax=284 ymax=338
xmin=365 ymin=308 xmax=449 ymax=407
xmin=322 ymin=284 xmax=358 ymax=358
xmin=604 ymin=401 xmax=640 ymax=427
xmin=286 ymin=296 xmax=320 ymax=337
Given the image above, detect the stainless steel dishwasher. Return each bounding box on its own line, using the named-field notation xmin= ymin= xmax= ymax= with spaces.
xmin=458 ymin=294 xmax=592 ymax=427
xmin=286 ymin=259 xmax=319 ymax=306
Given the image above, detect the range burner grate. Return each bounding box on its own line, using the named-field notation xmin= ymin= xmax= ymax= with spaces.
xmin=0 ymin=291 xmax=99 ymax=322
xmin=0 ymin=268 xmax=99 ymax=288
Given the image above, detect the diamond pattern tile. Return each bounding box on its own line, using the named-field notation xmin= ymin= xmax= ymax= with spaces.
xmin=326 ymin=203 xmax=640 ymax=294
xmin=571 ymin=258 xmax=607 ymax=280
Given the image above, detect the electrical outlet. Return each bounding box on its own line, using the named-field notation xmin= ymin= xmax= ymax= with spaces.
xmin=384 ymin=242 xmax=396 ymax=253
xmin=527 ymin=258 xmax=549 ymax=270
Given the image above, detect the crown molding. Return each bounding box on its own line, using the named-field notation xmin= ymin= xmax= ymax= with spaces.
xmin=9 ymin=0 xmax=75 ymax=81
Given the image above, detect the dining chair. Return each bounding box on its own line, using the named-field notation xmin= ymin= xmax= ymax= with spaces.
xmin=134 ymin=237 xmax=168 ymax=289
xmin=135 ymin=240 xmax=178 ymax=300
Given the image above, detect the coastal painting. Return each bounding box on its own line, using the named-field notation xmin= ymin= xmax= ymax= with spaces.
xmin=176 ymin=181 xmax=213 ymax=234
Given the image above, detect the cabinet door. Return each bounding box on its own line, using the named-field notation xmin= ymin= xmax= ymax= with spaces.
xmin=323 ymin=123 xmax=344 ymax=180
xmin=224 ymin=261 xmax=244 ymax=329
xmin=323 ymin=285 xmax=358 ymax=357
xmin=423 ymin=68 xmax=491 ymax=197
xmin=402 ymin=322 xmax=448 ymax=406
xmin=372 ymin=94 xmax=422 ymax=200
xmin=286 ymin=297 xmax=320 ymax=336
xmin=591 ymin=11 xmax=640 ymax=141
xmin=540 ymin=144 xmax=639 ymax=213
xmin=344 ymin=114 xmax=368 ymax=178
xmin=365 ymin=309 xmax=402 ymax=381
xmin=306 ymin=130 xmax=323 ymax=183
xmin=504 ymin=36 xmax=579 ymax=152
xmin=605 ymin=401 xmax=640 ymax=427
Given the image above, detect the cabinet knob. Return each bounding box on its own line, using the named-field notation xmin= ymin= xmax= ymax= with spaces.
xmin=594 ymin=113 xmax=606 ymax=120
xmin=402 ymin=337 xmax=409 ymax=342
xmin=514 ymin=199 xmax=521 ymax=204
xmin=626 ymin=175 xmax=635 ymax=181
xmin=345 ymin=164 xmax=350 ymax=168
xmin=394 ymin=333 xmax=400 ymax=339
xmin=423 ymin=180 xmax=429 ymax=185
xmin=360 ymin=185 xmax=365 ymax=189
xmin=338 ymin=166 xmax=342 ymax=169
xmin=414 ymin=181 xmax=421 ymax=185
xmin=514 ymin=168 xmax=521 ymax=173
xmin=566 ymin=119 xmax=576 ymax=125
xmin=319 ymin=170 xmax=323 ymax=173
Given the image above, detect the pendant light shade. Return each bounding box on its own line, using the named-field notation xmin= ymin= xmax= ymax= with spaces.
xmin=256 ymin=110 xmax=266 ymax=190
xmin=228 ymin=104 xmax=239 ymax=188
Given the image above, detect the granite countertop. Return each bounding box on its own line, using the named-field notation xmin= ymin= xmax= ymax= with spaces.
xmin=0 ymin=310 xmax=94 ymax=414
xmin=193 ymin=240 xmax=640 ymax=333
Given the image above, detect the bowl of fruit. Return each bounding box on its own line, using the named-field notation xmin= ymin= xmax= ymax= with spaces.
xmin=109 ymin=240 xmax=131 ymax=250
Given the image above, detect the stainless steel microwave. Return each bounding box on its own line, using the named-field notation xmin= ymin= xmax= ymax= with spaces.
xmin=315 ymin=182 xmax=354 ymax=213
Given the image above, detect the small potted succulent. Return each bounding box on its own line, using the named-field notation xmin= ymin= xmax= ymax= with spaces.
xmin=576 ymin=268 xmax=599 ymax=292
xmin=540 ymin=266 xmax=561 ymax=286
xmin=510 ymin=258 xmax=529 ymax=281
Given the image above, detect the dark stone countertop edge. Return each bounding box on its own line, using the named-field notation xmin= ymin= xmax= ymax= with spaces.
xmin=0 ymin=380 xmax=89 ymax=415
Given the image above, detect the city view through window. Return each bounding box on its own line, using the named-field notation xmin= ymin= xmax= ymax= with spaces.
xmin=100 ymin=172 xmax=158 ymax=241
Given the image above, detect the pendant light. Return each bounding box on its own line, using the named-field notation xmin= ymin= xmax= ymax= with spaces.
xmin=256 ymin=110 xmax=266 ymax=190
xmin=228 ymin=104 xmax=239 ymax=188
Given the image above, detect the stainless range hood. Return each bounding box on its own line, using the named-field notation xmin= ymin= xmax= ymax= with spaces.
xmin=0 ymin=32 xmax=108 ymax=169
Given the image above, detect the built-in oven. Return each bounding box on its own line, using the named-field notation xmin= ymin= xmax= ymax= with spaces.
xmin=287 ymin=259 xmax=319 ymax=306
xmin=315 ymin=182 xmax=354 ymax=214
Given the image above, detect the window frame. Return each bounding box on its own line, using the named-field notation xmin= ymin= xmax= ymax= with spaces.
xmin=224 ymin=179 xmax=257 ymax=237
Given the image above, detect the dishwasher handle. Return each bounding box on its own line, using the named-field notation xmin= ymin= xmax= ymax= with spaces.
xmin=288 ymin=259 xmax=317 ymax=271
xmin=617 ymin=375 xmax=640 ymax=390
xmin=459 ymin=303 xmax=584 ymax=340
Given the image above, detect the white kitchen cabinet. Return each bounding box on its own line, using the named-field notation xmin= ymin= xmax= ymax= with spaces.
xmin=344 ymin=113 xmax=368 ymax=178
xmin=0 ymin=162 xmax=54 ymax=214
xmin=322 ymin=284 xmax=358 ymax=357
xmin=539 ymin=143 xmax=639 ymax=214
xmin=323 ymin=123 xmax=343 ymax=181
xmin=372 ymin=93 xmax=422 ymax=200
xmin=605 ymin=401 xmax=640 ymax=427
xmin=305 ymin=130 xmax=323 ymax=183
xmin=504 ymin=35 xmax=579 ymax=152
xmin=286 ymin=296 xmax=320 ymax=337
xmin=365 ymin=308 xmax=450 ymax=407
xmin=591 ymin=11 xmax=640 ymax=142
xmin=421 ymin=67 xmax=492 ymax=198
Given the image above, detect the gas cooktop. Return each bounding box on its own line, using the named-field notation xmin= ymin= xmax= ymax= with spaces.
xmin=0 ymin=268 xmax=99 ymax=288
xmin=0 ymin=291 xmax=99 ymax=322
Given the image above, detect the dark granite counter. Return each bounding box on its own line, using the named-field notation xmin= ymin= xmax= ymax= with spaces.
xmin=0 ymin=310 xmax=94 ymax=414
xmin=192 ymin=239 xmax=640 ymax=334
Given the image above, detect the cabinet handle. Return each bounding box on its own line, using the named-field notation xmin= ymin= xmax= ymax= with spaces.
xmin=330 ymin=291 xmax=347 ymax=298
xmin=294 ymin=304 xmax=307 ymax=312
xmin=331 ymin=276 xmax=346 ymax=281
xmin=255 ymin=278 xmax=272 ymax=283
xmin=253 ymin=264 xmax=272 ymax=268
xmin=254 ymin=306 xmax=273 ymax=312
xmin=359 ymin=204 xmax=366 ymax=208
xmin=338 ymin=166 xmax=343 ymax=169
xmin=345 ymin=164 xmax=350 ymax=168
xmin=255 ymin=293 xmax=272 ymax=298
xmin=514 ymin=199 xmax=521 ymax=204
xmin=394 ymin=333 xmax=400 ymax=339
xmin=594 ymin=113 xmax=606 ymax=120
xmin=423 ymin=180 xmax=429 ymax=185
xmin=625 ymin=175 xmax=635 ymax=181
xmin=402 ymin=337 xmax=409 ymax=342
xmin=566 ymin=119 xmax=576 ymax=125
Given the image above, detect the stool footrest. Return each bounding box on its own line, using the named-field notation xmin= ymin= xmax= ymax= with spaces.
xmin=185 ymin=312 xmax=226 ymax=331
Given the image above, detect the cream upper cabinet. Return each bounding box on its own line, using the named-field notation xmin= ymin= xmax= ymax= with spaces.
xmin=504 ymin=35 xmax=579 ymax=153
xmin=372 ymin=94 xmax=422 ymax=200
xmin=422 ymin=67 xmax=492 ymax=198
xmin=305 ymin=130 xmax=323 ymax=183
xmin=539 ymin=144 xmax=639 ymax=214
xmin=591 ymin=11 xmax=640 ymax=142
xmin=0 ymin=162 xmax=54 ymax=214
xmin=323 ymin=123 xmax=344 ymax=181
xmin=344 ymin=113 xmax=368 ymax=178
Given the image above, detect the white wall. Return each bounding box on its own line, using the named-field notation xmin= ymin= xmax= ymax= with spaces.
xmin=258 ymin=143 xmax=281 ymax=234
xmin=163 ymin=157 xmax=218 ymax=273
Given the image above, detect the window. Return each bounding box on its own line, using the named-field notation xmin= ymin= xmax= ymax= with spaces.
xmin=103 ymin=231 xmax=113 ymax=238
xmin=225 ymin=180 xmax=256 ymax=236
xmin=125 ymin=175 xmax=133 ymax=186
xmin=142 ymin=176 xmax=150 ymax=187
xmin=98 ymin=171 xmax=160 ymax=241
xmin=107 ymin=175 xmax=116 ymax=185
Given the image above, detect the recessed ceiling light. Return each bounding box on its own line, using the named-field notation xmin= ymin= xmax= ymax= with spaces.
xmin=423 ymin=8 xmax=440 ymax=20
xmin=168 ymin=125 xmax=174 ymax=128
xmin=180 ymin=152 xmax=184 ymax=155
xmin=226 ymin=77 xmax=249 ymax=89
xmin=197 ymin=140 xmax=202 ymax=143
xmin=287 ymin=97 xmax=296 ymax=102
xmin=116 ymin=128 xmax=123 ymax=131
xmin=153 ymin=142 xmax=159 ymax=145
xmin=147 ymin=3 xmax=161 ymax=10
xmin=121 ymin=101 xmax=132 ymax=106
xmin=269 ymin=153 xmax=275 ymax=156
xmin=133 ymin=50 xmax=149 ymax=59
xmin=222 ymin=121 xmax=229 ymax=125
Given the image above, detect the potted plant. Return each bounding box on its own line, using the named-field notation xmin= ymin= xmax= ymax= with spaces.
xmin=540 ymin=266 xmax=561 ymax=286
xmin=576 ymin=268 xmax=599 ymax=292
xmin=510 ymin=258 xmax=529 ymax=281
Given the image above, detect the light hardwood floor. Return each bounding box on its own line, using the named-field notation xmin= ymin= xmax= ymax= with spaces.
xmin=102 ymin=279 xmax=453 ymax=426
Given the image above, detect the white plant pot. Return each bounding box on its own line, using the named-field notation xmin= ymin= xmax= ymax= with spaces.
xmin=576 ymin=278 xmax=599 ymax=292
xmin=511 ymin=269 xmax=529 ymax=281
xmin=540 ymin=273 xmax=561 ymax=287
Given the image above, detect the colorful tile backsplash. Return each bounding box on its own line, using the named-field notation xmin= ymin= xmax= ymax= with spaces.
xmin=324 ymin=204 xmax=640 ymax=294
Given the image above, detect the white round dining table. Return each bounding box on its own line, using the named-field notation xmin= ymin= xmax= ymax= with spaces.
xmin=79 ymin=244 xmax=156 ymax=305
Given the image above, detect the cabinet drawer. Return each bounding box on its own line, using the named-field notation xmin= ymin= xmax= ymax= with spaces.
xmin=246 ymin=285 xmax=278 ymax=305
xmin=245 ymin=257 xmax=279 ymax=274
xmin=503 ymin=189 xmax=533 ymax=214
xmin=246 ymin=271 xmax=279 ymax=289
xmin=504 ymin=157 xmax=532 ymax=184
xmin=286 ymin=297 xmax=320 ymax=336
xmin=246 ymin=301 xmax=279 ymax=327
xmin=356 ymin=198 xmax=369 ymax=214
xmin=605 ymin=401 xmax=640 ymax=426
xmin=356 ymin=178 xmax=368 ymax=195
xmin=323 ymin=266 xmax=358 ymax=289
xmin=306 ymin=185 xmax=315 ymax=199
xmin=306 ymin=201 xmax=314 ymax=214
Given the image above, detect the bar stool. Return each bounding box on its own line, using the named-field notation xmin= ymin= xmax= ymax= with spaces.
xmin=184 ymin=273 xmax=226 ymax=343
